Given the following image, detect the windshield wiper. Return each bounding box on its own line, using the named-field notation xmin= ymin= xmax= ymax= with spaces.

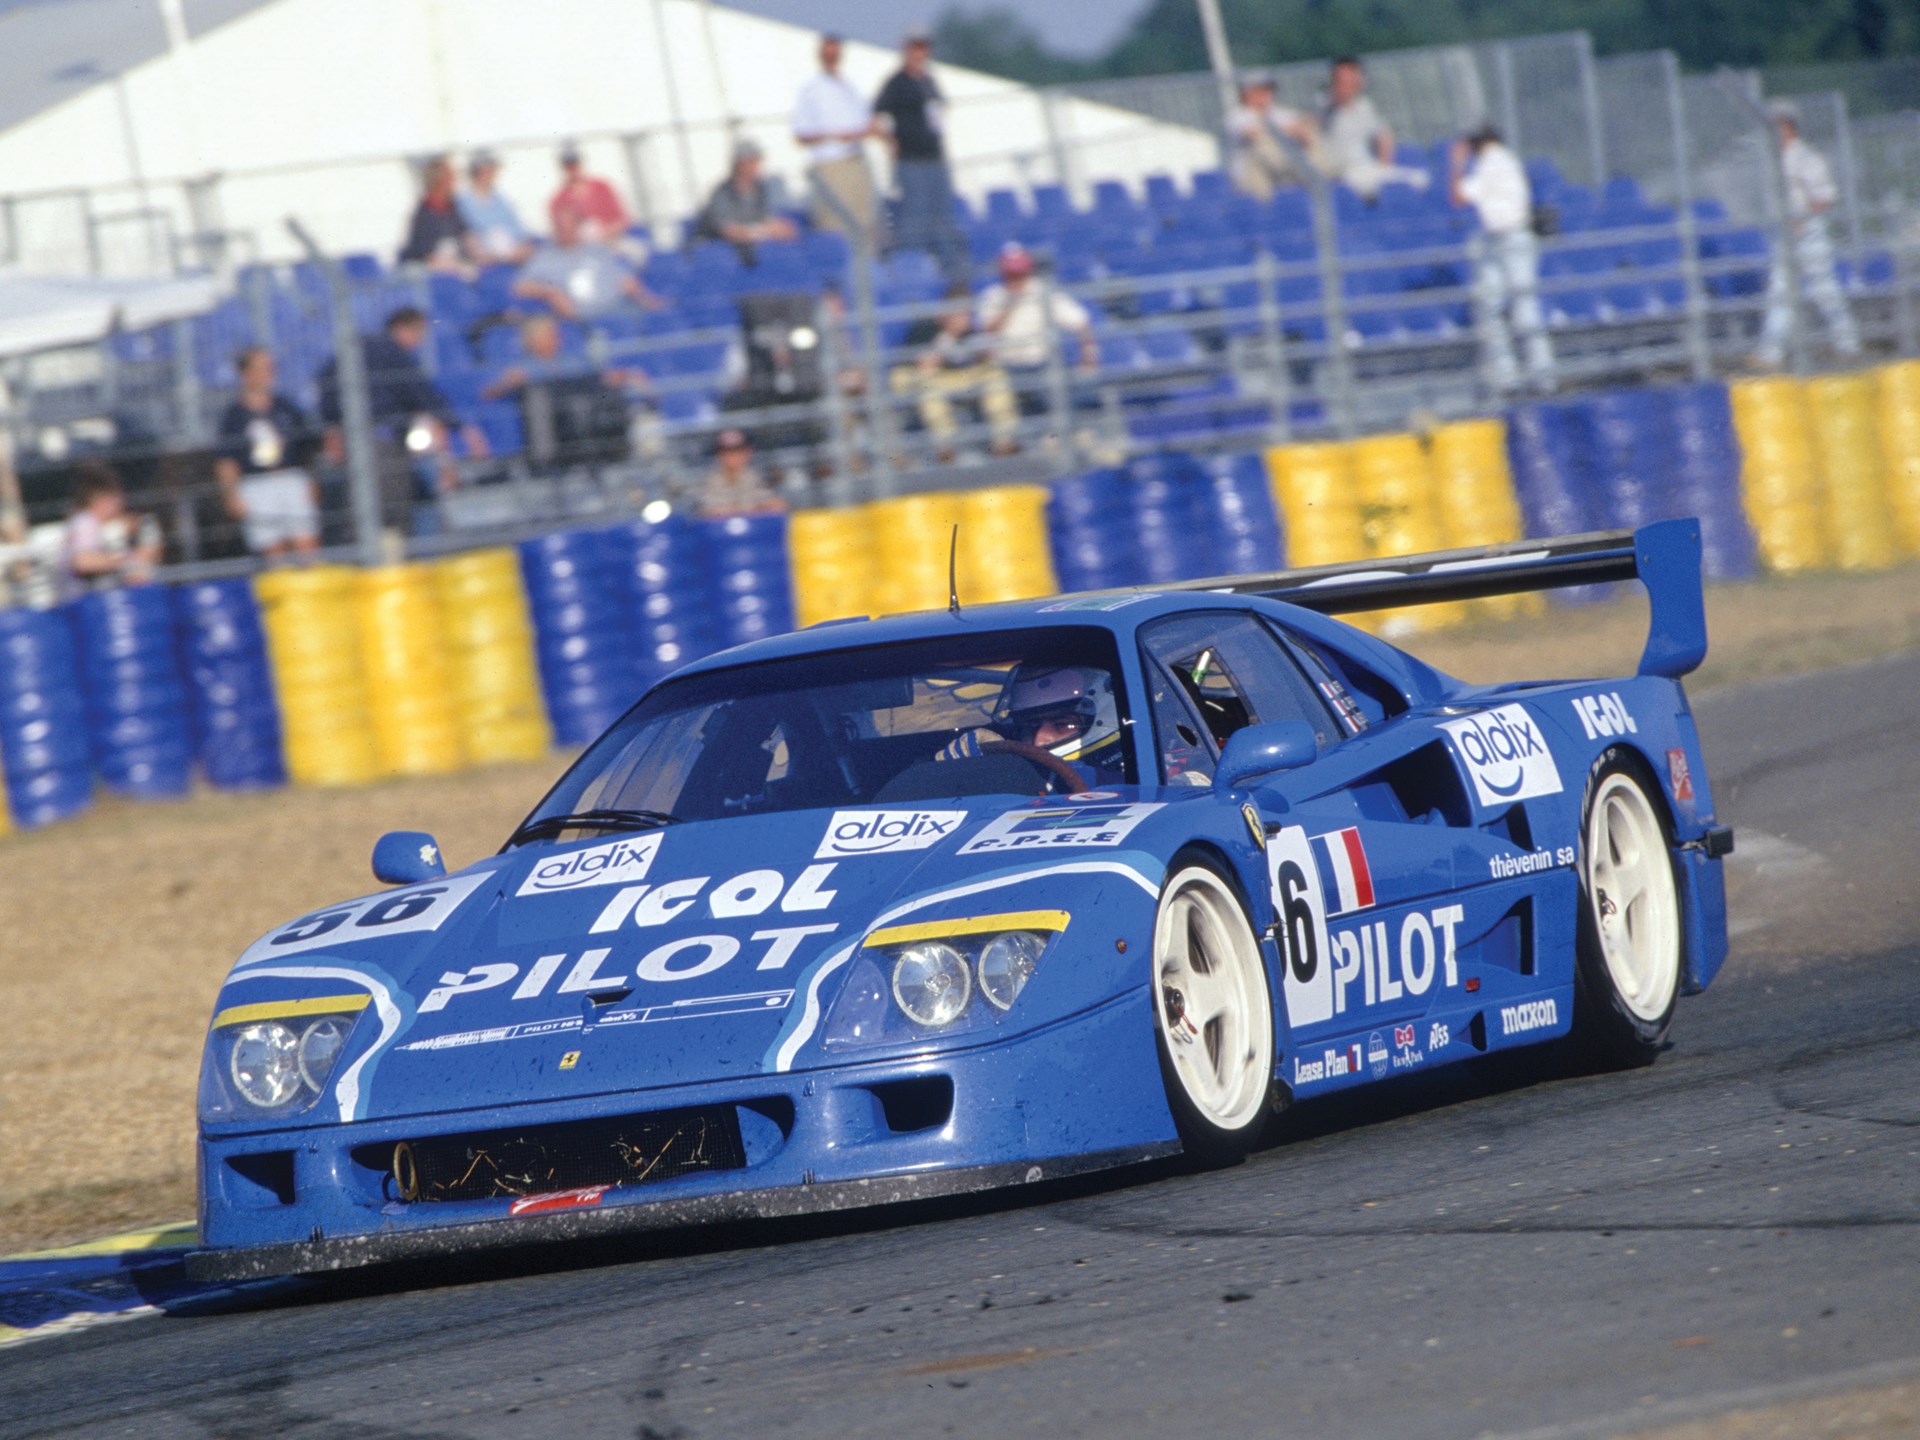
xmin=507 ymin=808 xmax=682 ymax=847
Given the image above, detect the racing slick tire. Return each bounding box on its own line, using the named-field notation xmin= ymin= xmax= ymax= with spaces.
xmin=1572 ymin=751 xmax=1682 ymax=1068
xmin=1151 ymin=856 xmax=1276 ymax=1163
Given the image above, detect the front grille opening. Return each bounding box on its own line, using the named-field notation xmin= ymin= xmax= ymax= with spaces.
xmin=870 ymin=1074 xmax=954 ymax=1135
xmin=359 ymin=1105 xmax=748 ymax=1205
xmin=226 ymin=1150 xmax=296 ymax=1206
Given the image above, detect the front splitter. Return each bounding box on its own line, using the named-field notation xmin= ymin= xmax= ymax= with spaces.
xmin=184 ymin=1142 xmax=1181 ymax=1283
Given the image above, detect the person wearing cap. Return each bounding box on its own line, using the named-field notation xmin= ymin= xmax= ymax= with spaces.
xmin=1227 ymin=73 xmax=1318 ymax=201
xmin=1450 ymin=123 xmax=1555 ymax=395
xmin=976 ymin=243 xmax=1098 ymax=386
xmin=695 ymin=138 xmax=799 ymax=264
xmin=874 ymin=29 xmax=969 ymax=285
xmin=699 ymin=429 xmax=786 ymax=519
xmin=549 ymin=143 xmax=631 ymax=244
xmin=458 ymin=151 xmax=534 ymax=265
xmin=1753 ymin=99 xmax=1860 ymax=369
xmin=398 ymin=155 xmax=478 ymax=274
xmin=793 ymin=32 xmax=878 ymax=244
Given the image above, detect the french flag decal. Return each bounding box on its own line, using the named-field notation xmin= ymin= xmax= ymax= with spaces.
xmin=1312 ymin=827 xmax=1376 ymax=915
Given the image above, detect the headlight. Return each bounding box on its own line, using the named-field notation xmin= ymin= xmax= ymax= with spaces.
xmin=230 ymin=1023 xmax=302 ymax=1108
xmin=297 ymin=1016 xmax=353 ymax=1092
xmin=977 ymin=932 xmax=1044 ymax=1010
xmin=891 ymin=942 xmax=972 ymax=1028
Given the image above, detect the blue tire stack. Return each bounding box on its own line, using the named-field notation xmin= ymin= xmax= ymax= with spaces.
xmin=1047 ymin=468 xmax=1139 ymax=592
xmin=519 ymin=528 xmax=640 ymax=746
xmin=174 ymin=579 xmax=287 ymax=790
xmin=1572 ymin=389 xmax=1664 ymax=532
xmin=1199 ymin=452 xmax=1287 ymax=575
xmin=70 ymin=588 xmax=194 ymax=798
xmin=1125 ymin=453 xmax=1215 ymax=584
xmin=1663 ymin=382 xmax=1759 ymax=581
xmin=704 ymin=513 xmax=795 ymax=650
xmin=609 ymin=513 xmax=722 ymax=692
xmin=1504 ymin=400 xmax=1612 ymax=604
xmin=0 ymin=608 xmax=94 ymax=827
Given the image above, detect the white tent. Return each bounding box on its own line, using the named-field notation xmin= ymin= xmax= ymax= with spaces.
xmin=0 ymin=268 xmax=226 ymax=358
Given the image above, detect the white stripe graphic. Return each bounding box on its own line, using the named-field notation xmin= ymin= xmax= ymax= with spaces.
xmin=220 ymin=965 xmax=403 ymax=1122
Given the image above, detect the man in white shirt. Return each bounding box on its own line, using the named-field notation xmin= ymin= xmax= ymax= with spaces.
xmin=1227 ymin=72 xmax=1318 ymax=201
xmin=793 ymin=33 xmax=878 ymax=244
xmin=1755 ymin=100 xmax=1860 ymax=368
xmin=976 ymin=244 xmax=1098 ymax=374
xmin=1451 ymin=124 xmax=1554 ymax=395
xmin=1319 ymin=56 xmax=1428 ymax=200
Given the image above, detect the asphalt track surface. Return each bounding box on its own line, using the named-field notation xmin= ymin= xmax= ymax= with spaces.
xmin=6 ymin=652 xmax=1917 ymax=1440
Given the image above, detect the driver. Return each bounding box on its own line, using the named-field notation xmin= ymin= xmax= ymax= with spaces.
xmin=937 ymin=664 xmax=1126 ymax=786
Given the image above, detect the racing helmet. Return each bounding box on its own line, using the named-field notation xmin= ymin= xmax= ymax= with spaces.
xmin=994 ymin=664 xmax=1122 ymax=767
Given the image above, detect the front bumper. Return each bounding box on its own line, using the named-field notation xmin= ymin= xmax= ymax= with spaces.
xmin=192 ymin=988 xmax=1174 ymax=1281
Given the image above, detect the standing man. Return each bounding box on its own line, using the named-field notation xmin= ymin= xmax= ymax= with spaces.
xmin=1450 ymin=124 xmax=1554 ymax=395
xmin=1754 ymin=100 xmax=1860 ymax=369
xmin=874 ymin=28 xmax=968 ymax=285
xmin=1320 ymin=56 xmax=1427 ymax=199
xmin=215 ymin=347 xmax=322 ymax=560
xmin=793 ymin=32 xmax=878 ymax=244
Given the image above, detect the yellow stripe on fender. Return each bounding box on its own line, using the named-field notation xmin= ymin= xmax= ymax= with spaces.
xmin=210 ymin=994 xmax=370 ymax=1029
xmin=864 ymin=911 xmax=1070 ymax=948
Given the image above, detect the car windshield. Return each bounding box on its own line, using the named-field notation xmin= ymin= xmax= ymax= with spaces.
xmin=513 ymin=627 xmax=1135 ymax=841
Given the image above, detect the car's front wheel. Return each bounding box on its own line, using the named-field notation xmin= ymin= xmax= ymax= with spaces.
xmin=1573 ymin=753 xmax=1682 ymax=1066
xmin=1152 ymin=860 xmax=1275 ymax=1162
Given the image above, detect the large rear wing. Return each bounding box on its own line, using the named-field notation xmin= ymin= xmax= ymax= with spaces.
xmin=1138 ymin=519 xmax=1708 ymax=678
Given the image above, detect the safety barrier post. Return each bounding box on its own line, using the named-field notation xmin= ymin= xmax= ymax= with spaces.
xmin=810 ymin=169 xmax=895 ymax=498
xmin=288 ymin=217 xmax=384 ymax=566
xmin=1040 ymin=273 xmax=1078 ymax=464
xmin=1254 ymin=247 xmax=1292 ymax=444
xmin=1664 ymin=53 xmax=1713 ymax=381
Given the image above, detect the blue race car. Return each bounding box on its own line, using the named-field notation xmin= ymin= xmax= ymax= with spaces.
xmin=188 ymin=521 xmax=1732 ymax=1281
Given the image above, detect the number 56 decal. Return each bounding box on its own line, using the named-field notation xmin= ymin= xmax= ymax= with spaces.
xmin=1266 ymin=826 xmax=1334 ymax=1029
xmin=236 ymin=873 xmax=492 ymax=967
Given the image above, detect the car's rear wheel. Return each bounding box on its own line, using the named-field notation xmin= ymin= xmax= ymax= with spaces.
xmin=1573 ymin=754 xmax=1682 ymax=1066
xmin=1151 ymin=860 xmax=1275 ymax=1162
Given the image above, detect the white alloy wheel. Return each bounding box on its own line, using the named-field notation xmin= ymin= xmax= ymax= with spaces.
xmin=1152 ymin=865 xmax=1273 ymax=1141
xmin=1583 ymin=770 xmax=1681 ymax=1023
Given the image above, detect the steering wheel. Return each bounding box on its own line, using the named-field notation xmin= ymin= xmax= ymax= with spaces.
xmin=979 ymin=740 xmax=1088 ymax=794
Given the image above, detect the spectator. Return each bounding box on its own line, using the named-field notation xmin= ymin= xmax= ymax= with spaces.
xmin=513 ymin=209 xmax=663 ymax=319
xmin=214 ymin=347 xmax=322 ymax=560
xmin=482 ymin=314 xmax=649 ymax=469
xmin=695 ymin=139 xmax=799 ymax=263
xmin=61 ymin=462 xmax=159 ymax=600
xmin=1319 ymin=56 xmax=1428 ymax=199
xmin=549 ymin=142 xmax=631 ymax=244
xmin=458 ymin=150 xmax=535 ymax=265
xmin=317 ymin=307 xmax=487 ymax=537
xmin=1450 ymin=125 xmax=1555 ymax=396
xmin=793 ymin=32 xmax=878 ymax=243
xmin=699 ymin=428 xmax=786 ymax=519
xmin=1227 ymin=73 xmax=1319 ymax=201
xmin=890 ymin=283 xmax=1018 ymax=458
xmin=874 ymin=28 xmax=968 ymax=285
xmin=1754 ymin=100 xmax=1861 ymax=369
xmin=398 ymin=155 xmax=476 ymax=273
xmin=976 ymin=243 xmax=1098 ymax=385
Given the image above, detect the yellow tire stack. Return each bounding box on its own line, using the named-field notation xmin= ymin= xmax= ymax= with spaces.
xmin=1428 ymin=418 xmax=1541 ymax=621
xmin=1729 ymin=377 xmax=1832 ymax=573
xmin=1872 ymin=360 xmax=1920 ymax=558
xmin=1349 ymin=433 xmax=1465 ymax=633
xmin=358 ymin=566 xmax=467 ymax=778
xmin=867 ymin=492 xmax=964 ymax=616
xmin=256 ymin=566 xmax=379 ymax=787
xmin=1265 ymin=442 xmax=1366 ymax=568
xmin=433 ymin=549 xmax=552 ymax=764
xmin=789 ymin=507 xmax=878 ymax=628
xmin=956 ymin=485 xmax=1057 ymax=605
xmin=1803 ymin=372 xmax=1898 ymax=571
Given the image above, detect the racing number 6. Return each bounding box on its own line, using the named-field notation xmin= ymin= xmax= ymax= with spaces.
xmin=1267 ymin=826 xmax=1334 ymax=1029
xmin=356 ymin=888 xmax=449 ymax=929
xmin=1275 ymin=860 xmax=1318 ymax=984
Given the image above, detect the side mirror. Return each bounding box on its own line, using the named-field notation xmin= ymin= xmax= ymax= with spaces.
xmin=372 ymin=831 xmax=447 ymax=886
xmin=1216 ymin=720 xmax=1318 ymax=791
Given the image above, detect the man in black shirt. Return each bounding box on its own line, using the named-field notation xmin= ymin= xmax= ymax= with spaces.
xmin=215 ymin=347 xmax=320 ymax=559
xmin=398 ymin=156 xmax=476 ymax=274
xmin=873 ymin=29 xmax=968 ymax=285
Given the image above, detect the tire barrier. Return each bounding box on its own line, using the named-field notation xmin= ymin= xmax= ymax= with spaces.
xmin=1048 ymin=469 xmax=1138 ymax=594
xmin=174 ymin=579 xmax=286 ymax=791
xmin=1123 ymin=453 xmax=1215 ymax=586
xmin=256 ymin=566 xmax=381 ymax=787
xmin=613 ymin=513 xmax=723 ymax=692
xmin=1876 ymin=360 xmax=1920 ymax=557
xmin=359 ymin=566 xmax=468 ymax=778
xmin=1729 ymin=377 xmax=1832 ymax=573
xmin=790 ymin=506 xmax=877 ymax=627
xmin=519 ymin=528 xmax=640 ymax=748
xmin=957 ymin=485 xmax=1057 ymax=605
xmin=1660 ymin=384 xmax=1759 ymax=582
xmin=1427 ymin=418 xmax=1542 ymax=621
xmin=0 ymin=607 xmax=93 ymax=828
xmin=869 ymin=492 xmax=966 ymax=615
xmin=1803 ymin=372 xmax=1898 ymax=572
xmin=70 ymin=587 xmax=194 ymax=799
xmin=1348 ymin=433 xmax=1464 ymax=632
xmin=705 ymin=512 xmax=795 ymax=648
xmin=1199 ymin=453 xmax=1286 ymax=577
xmin=1265 ymin=441 xmax=1364 ymax=568
xmin=432 ymin=549 xmax=553 ymax=765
